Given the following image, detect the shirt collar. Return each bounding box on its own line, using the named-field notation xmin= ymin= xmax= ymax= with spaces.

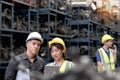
xmin=22 ymin=52 xmax=38 ymax=60
xmin=102 ymin=47 xmax=110 ymax=53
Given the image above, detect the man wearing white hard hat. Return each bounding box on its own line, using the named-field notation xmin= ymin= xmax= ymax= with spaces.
xmin=5 ymin=32 xmax=45 ymax=80
xmin=96 ymin=34 xmax=117 ymax=72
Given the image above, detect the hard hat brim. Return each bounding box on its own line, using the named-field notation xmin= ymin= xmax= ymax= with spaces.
xmin=48 ymin=40 xmax=66 ymax=52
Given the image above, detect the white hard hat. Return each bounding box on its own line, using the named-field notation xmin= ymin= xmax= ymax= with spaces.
xmin=26 ymin=32 xmax=43 ymax=43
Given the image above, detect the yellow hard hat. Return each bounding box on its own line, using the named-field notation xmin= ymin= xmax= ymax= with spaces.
xmin=48 ymin=37 xmax=66 ymax=52
xmin=102 ymin=34 xmax=114 ymax=44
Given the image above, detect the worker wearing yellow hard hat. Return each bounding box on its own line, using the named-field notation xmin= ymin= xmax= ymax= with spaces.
xmin=96 ymin=34 xmax=117 ymax=72
xmin=101 ymin=34 xmax=114 ymax=44
xmin=48 ymin=37 xmax=66 ymax=52
xmin=45 ymin=37 xmax=75 ymax=75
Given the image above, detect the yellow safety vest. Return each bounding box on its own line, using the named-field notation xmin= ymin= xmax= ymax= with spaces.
xmin=48 ymin=60 xmax=74 ymax=73
xmin=98 ymin=48 xmax=115 ymax=71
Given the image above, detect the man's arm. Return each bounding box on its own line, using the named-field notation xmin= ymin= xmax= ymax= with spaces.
xmin=4 ymin=58 xmax=18 ymax=80
xmin=97 ymin=61 xmax=103 ymax=72
xmin=96 ymin=50 xmax=103 ymax=72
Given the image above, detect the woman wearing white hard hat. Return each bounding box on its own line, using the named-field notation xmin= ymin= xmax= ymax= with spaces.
xmin=96 ymin=34 xmax=117 ymax=72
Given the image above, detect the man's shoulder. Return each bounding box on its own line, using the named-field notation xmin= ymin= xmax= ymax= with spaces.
xmin=10 ymin=53 xmax=24 ymax=60
xmin=37 ymin=56 xmax=45 ymax=62
xmin=15 ymin=53 xmax=25 ymax=59
xmin=96 ymin=48 xmax=103 ymax=53
xmin=97 ymin=47 xmax=102 ymax=50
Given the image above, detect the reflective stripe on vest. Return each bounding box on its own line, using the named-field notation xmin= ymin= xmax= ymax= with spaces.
xmin=48 ymin=61 xmax=73 ymax=73
xmin=59 ymin=61 xmax=73 ymax=73
xmin=98 ymin=48 xmax=115 ymax=71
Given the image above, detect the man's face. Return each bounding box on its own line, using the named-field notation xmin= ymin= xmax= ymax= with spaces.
xmin=105 ymin=40 xmax=113 ymax=47
xmin=26 ymin=40 xmax=41 ymax=55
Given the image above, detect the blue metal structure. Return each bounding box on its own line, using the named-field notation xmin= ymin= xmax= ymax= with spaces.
xmin=37 ymin=0 xmax=72 ymax=62
xmin=0 ymin=1 xmax=13 ymax=69
xmin=67 ymin=4 xmax=99 ymax=57
xmin=67 ymin=1 xmax=120 ymax=64
xmin=0 ymin=0 xmax=39 ymax=70
xmin=0 ymin=0 xmax=120 ymax=70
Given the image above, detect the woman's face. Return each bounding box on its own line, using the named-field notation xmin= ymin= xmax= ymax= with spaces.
xmin=50 ymin=46 xmax=63 ymax=61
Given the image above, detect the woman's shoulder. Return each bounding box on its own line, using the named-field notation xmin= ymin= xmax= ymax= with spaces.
xmin=45 ymin=62 xmax=54 ymax=66
xmin=65 ymin=60 xmax=76 ymax=65
xmin=65 ymin=60 xmax=73 ymax=63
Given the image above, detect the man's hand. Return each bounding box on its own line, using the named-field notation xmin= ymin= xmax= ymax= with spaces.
xmin=113 ymin=44 xmax=117 ymax=63
xmin=113 ymin=44 xmax=117 ymax=54
xmin=97 ymin=62 xmax=103 ymax=72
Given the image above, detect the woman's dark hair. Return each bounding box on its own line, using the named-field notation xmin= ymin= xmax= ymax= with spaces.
xmin=50 ymin=43 xmax=64 ymax=51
